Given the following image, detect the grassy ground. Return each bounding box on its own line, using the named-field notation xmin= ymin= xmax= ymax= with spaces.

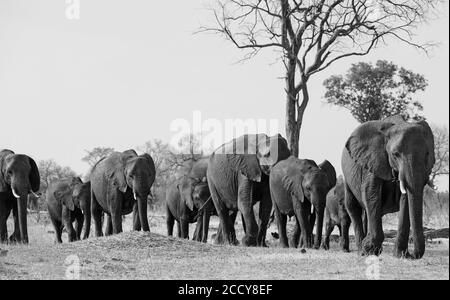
xmin=0 ymin=213 xmax=448 ymax=280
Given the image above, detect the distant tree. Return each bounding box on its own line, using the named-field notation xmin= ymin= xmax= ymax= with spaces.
xmin=324 ymin=60 xmax=428 ymax=123
xmin=429 ymin=125 xmax=449 ymax=189
xmin=81 ymin=147 xmax=115 ymax=167
xmin=138 ymin=134 xmax=209 ymax=206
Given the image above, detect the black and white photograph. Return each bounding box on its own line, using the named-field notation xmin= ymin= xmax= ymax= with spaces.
xmin=0 ymin=0 xmax=448 ymax=283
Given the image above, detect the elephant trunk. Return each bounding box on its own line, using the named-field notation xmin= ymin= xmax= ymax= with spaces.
xmin=133 ymin=181 xmax=150 ymax=232
xmin=314 ymin=204 xmax=325 ymax=249
xmin=311 ymin=191 xmax=325 ymax=249
xmin=11 ymin=178 xmax=30 ymax=243
xmin=401 ymin=159 xmax=426 ymax=259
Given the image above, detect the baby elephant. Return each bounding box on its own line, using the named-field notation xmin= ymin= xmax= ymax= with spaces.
xmin=46 ymin=177 xmax=91 ymax=243
xmin=166 ymin=175 xmax=213 ymax=242
xmin=270 ymin=157 xmax=336 ymax=249
xmin=321 ymin=177 xmax=351 ymax=252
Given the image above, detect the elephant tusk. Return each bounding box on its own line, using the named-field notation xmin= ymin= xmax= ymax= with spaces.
xmin=399 ymin=180 xmax=407 ymax=195
xmin=12 ymin=189 xmax=20 ymax=199
xmin=30 ymin=191 xmax=40 ymax=198
xmin=311 ymin=205 xmax=314 ymax=215
xmin=133 ymin=191 xmax=137 ymax=201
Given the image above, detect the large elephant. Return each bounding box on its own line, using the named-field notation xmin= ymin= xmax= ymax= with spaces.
xmin=0 ymin=149 xmax=40 ymax=244
xmin=341 ymin=115 xmax=435 ymax=258
xmin=207 ymin=133 xmax=291 ymax=247
xmin=166 ymin=157 xmax=215 ymax=243
xmin=321 ymin=177 xmax=351 ymax=252
xmin=270 ymin=157 xmax=336 ymax=249
xmin=46 ymin=177 xmax=91 ymax=243
xmin=90 ymin=150 xmax=156 ymax=236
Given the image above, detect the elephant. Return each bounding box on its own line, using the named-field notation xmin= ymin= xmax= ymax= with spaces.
xmin=166 ymin=157 xmax=216 ymax=243
xmin=46 ymin=177 xmax=91 ymax=243
xmin=270 ymin=157 xmax=336 ymax=249
xmin=90 ymin=149 xmax=156 ymax=236
xmin=341 ymin=115 xmax=435 ymax=258
xmin=321 ymin=176 xmax=351 ymax=252
xmin=0 ymin=149 xmax=40 ymax=244
xmin=207 ymin=133 xmax=291 ymax=247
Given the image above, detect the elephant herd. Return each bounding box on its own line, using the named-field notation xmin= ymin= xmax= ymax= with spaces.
xmin=0 ymin=115 xmax=435 ymax=259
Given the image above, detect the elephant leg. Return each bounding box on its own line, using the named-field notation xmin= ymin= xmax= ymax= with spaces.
xmin=362 ymin=211 xmax=368 ymax=237
xmin=290 ymin=217 xmax=301 ymax=248
xmin=340 ymin=215 xmax=351 ymax=252
xmin=361 ymin=176 xmax=384 ymax=256
xmin=133 ymin=203 xmax=142 ymax=231
xmin=110 ymin=194 xmax=123 ymax=235
xmin=176 ymin=221 xmax=182 ymax=238
xmin=192 ymin=213 xmax=203 ymax=242
xmin=394 ymin=194 xmax=411 ymax=258
xmin=237 ymin=178 xmax=258 ymax=247
xmin=50 ymin=217 xmax=63 ymax=244
xmin=9 ymin=200 xmax=21 ymax=243
xmin=0 ymin=199 xmax=10 ymax=243
xmin=296 ymin=201 xmax=312 ymax=248
xmin=345 ymin=183 xmax=364 ymax=252
xmin=257 ymin=195 xmax=272 ymax=247
xmin=201 ymin=210 xmax=210 ymax=243
xmin=180 ymin=219 xmax=189 ymax=239
xmin=75 ymin=213 xmax=84 ymax=241
xmin=209 ymin=182 xmax=237 ymax=246
xmin=91 ymin=192 xmax=104 ymax=237
xmin=321 ymin=216 xmax=333 ymax=250
xmin=166 ymin=205 xmax=175 ymax=237
xmin=105 ymin=214 xmax=113 ymax=236
xmin=63 ymin=208 xmax=76 ymax=242
xmin=274 ymin=205 xmax=288 ymax=248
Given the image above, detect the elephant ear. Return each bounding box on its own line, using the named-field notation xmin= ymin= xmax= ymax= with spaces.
xmin=54 ymin=187 xmax=75 ymax=211
xmin=282 ymin=161 xmax=305 ymax=203
xmin=282 ymin=174 xmax=304 ymax=203
xmin=106 ymin=153 xmax=128 ymax=193
xmin=0 ymin=150 xmax=14 ymax=192
xmin=318 ymin=160 xmax=337 ymax=189
xmin=140 ymin=153 xmax=156 ymax=182
xmin=345 ymin=121 xmax=395 ymax=181
xmin=257 ymin=134 xmax=291 ymax=169
xmin=220 ymin=135 xmax=262 ymax=182
xmin=177 ymin=177 xmax=194 ymax=211
xmin=416 ymin=120 xmax=436 ymax=174
xmin=28 ymin=157 xmax=40 ymax=193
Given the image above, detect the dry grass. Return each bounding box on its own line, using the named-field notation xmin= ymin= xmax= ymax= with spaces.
xmin=0 ymin=213 xmax=448 ymax=280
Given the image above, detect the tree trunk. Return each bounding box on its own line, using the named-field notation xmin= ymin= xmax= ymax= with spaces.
xmin=285 ymin=75 xmax=308 ymax=157
xmin=285 ymin=58 xmax=299 ymax=157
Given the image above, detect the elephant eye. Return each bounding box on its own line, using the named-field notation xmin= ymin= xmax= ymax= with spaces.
xmin=392 ymin=152 xmax=401 ymax=158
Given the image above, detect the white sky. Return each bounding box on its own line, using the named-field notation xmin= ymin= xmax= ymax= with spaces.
xmin=0 ymin=0 xmax=448 ymax=189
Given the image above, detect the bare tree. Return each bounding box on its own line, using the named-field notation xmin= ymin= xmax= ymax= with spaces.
xmin=81 ymin=147 xmax=115 ymax=167
xmin=429 ymin=125 xmax=449 ymax=189
xmin=201 ymin=0 xmax=440 ymax=156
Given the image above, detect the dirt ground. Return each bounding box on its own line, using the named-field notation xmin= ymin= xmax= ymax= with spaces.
xmin=0 ymin=213 xmax=448 ymax=280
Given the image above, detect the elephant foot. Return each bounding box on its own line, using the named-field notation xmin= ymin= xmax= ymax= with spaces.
xmin=321 ymin=242 xmax=330 ymax=250
xmin=394 ymin=249 xmax=411 ymax=259
xmin=8 ymin=233 xmax=21 ymax=244
xmin=313 ymin=243 xmax=321 ymax=250
xmin=362 ymin=237 xmax=383 ymax=256
xmin=241 ymin=235 xmax=257 ymax=247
